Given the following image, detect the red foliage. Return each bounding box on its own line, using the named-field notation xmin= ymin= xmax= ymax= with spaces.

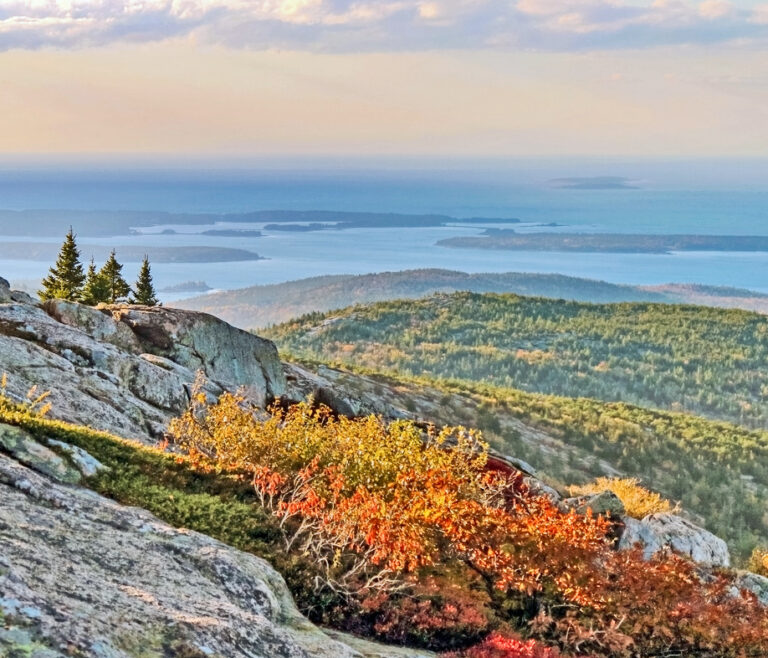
xmin=358 ymin=574 xmax=493 ymax=649
xmin=444 ymin=633 xmax=564 ymax=658
xmin=173 ymin=398 xmax=768 ymax=656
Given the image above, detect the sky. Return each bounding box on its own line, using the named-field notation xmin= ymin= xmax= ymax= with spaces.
xmin=1 ymin=0 xmax=768 ymax=158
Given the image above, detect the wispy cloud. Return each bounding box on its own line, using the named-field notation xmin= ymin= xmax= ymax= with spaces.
xmin=0 ymin=0 xmax=767 ymax=51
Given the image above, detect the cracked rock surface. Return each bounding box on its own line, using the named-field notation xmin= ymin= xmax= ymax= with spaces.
xmin=0 ymin=452 xmax=431 ymax=658
xmin=0 ymin=283 xmax=286 ymax=442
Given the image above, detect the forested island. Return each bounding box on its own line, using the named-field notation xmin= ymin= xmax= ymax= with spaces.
xmin=438 ymin=233 xmax=768 ymax=253
xmin=201 ymin=229 xmax=263 ymax=237
xmin=0 ymin=208 xmax=520 ymax=237
xmin=0 ymin=242 xmax=263 ymax=263
xmin=159 ymin=280 xmax=213 ymax=293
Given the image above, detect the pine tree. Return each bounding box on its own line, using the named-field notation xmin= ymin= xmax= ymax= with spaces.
xmin=99 ymin=250 xmax=132 ymax=304
xmin=38 ymin=228 xmax=86 ymax=301
xmin=131 ymin=256 xmax=159 ymax=306
xmin=80 ymin=258 xmax=111 ymax=306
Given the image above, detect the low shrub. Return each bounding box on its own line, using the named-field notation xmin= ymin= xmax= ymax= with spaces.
xmin=748 ymin=546 xmax=768 ymax=577
xmin=170 ymin=390 xmax=768 ymax=656
xmin=568 ymin=477 xmax=676 ymax=519
xmin=443 ymin=633 xmax=564 ymax=658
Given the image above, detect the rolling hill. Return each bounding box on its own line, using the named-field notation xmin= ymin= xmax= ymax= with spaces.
xmin=173 ymin=268 xmax=768 ymax=329
xmin=265 ymin=291 xmax=768 ymax=429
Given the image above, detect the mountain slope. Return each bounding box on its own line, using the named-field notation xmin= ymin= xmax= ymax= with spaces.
xmin=173 ymin=269 xmax=768 ymax=329
xmin=266 ymin=291 xmax=768 ymax=429
xmin=3 ymin=277 xmax=768 ymax=656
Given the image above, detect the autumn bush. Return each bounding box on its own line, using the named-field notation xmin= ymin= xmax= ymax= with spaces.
xmin=443 ymin=633 xmax=564 ymax=658
xmin=568 ymin=477 xmax=676 ymax=519
xmin=169 ymin=389 xmax=768 ymax=656
xmin=748 ymin=546 xmax=768 ymax=577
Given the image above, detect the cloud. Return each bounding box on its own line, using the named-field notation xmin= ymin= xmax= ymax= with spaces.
xmin=0 ymin=0 xmax=766 ymax=51
xmin=752 ymin=4 xmax=768 ymax=25
xmin=699 ymin=1 xmax=732 ymax=20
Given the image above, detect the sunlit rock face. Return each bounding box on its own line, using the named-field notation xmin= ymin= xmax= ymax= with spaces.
xmin=619 ymin=513 xmax=731 ymax=568
xmin=0 ymin=282 xmax=285 ymax=442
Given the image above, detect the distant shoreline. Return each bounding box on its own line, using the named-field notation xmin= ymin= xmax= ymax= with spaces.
xmin=437 ymin=233 xmax=768 ymax=254
xmin=0 ymin=243 xmax=264 ymax=263
xmin=0 ymin=209 xmax=521 ymax=238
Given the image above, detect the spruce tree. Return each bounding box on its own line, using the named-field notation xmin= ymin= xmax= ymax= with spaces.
xmin=131 ymin=256 xmax=159 ymax=306
xmin=80 ymin=258 xmax=111 ymax=306
xmin=38 ymin=228 xmax=85 ymax=301
xmin=99 ymin=250 xmax=132 ymax=304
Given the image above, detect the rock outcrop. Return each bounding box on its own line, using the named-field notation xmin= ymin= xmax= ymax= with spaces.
xmin=0 ymin=282 xmax=285 ymax=442
xmin=0 ymin=451 xmax=431 ymax=658
xmin=618 ymin=513 xmax=731 ymax=567
xmin=735 ymin=571 xmax=768 ymax=605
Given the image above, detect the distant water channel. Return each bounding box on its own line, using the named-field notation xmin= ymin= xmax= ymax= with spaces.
xmin=1 ymin=163 xmax=767 ymax=301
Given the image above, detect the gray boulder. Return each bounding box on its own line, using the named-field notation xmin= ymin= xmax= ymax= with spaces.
xmin=734 ymin=571 xmax=768 ymax=605
xmin=0 ymin=295 xmax=286 ymax=442
xmin=0 ymin=277 xmax=38 ymax=305
xmin=43 ymin=299 xmax=143 ymax=352
xmin=0 ymin=276 xmax=11 ymax=303
xmin=46 ymin=439 xmax=108 ymax=478
xmin=619 ymin=513 xmax=730 ymax=567
xmin=0 ymin=423 xmax=81 ymax=484
xmin=0 ymin=452 xmax=432 ymax=658
xmin=106 ymin=305 xmax=286 ymax=404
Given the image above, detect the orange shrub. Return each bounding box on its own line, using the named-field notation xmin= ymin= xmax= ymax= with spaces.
xmin=444 ymin=633 xmax=565 ymax=658
xmin=169 ymin=391 xmax=768 ymax=656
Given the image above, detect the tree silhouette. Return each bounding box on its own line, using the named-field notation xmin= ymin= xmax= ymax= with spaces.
xmin=80 ymin=258 xmax=111 ymax=305
xmin=131 ymin=256 xmax=159 ymax=306
xmin=38 ymin=228 xmax=85 ymax=301
xmin=100 ymin=250 xmax=132 ymax=304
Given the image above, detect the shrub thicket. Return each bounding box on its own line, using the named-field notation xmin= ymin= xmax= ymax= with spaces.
xmin=168 ymin=389 xmax=768 ymax=657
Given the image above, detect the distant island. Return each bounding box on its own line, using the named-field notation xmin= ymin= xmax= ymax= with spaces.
xmin=0 ymin=243 xmax=264 ymax=263
xmin=437 ymin=233 xmax=768 ymax=254
xmin=201 ymin=229 xmax=263 ymax=237
xmin=547 ymin=176 xmax=639 ymax=190
xmin=264 ymin=223 xmax=331 ymax=232
xmin=159 ymin=280 xmax=213 ymax=293
xmin=0 ymin=209 xmax=521 ymax=237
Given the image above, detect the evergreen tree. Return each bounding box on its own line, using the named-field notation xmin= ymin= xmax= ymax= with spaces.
xmin=131 ymin=256 xmax=159 ymax=306
xmin=80 ymin=258 xmax=111 ymax=306
xmin=99 ymin=250 xmax=132 ymax=303
xmin=38 ymin=228 xmax=85 ymax=301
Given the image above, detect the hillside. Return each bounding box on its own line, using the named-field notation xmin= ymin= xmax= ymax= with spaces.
xmin=3 ymin=278 xmax=768 ymax=656
xmin=282 ymin=359 xmax=768 ymax=560
xmin=171 ymin=269 xmax=768 ymax=329
xmin=173 ymin=269 xmax=768 ymax=329
xmin=265 ymin=292 xmax=768 ymax=430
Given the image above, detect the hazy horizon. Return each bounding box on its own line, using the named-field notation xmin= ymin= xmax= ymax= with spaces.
xmin=2 ymin=2 xmax=768 ymax=159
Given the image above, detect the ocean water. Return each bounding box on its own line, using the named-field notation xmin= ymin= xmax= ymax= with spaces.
xmin=1 ymin=162 xmax=768 ymax=298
